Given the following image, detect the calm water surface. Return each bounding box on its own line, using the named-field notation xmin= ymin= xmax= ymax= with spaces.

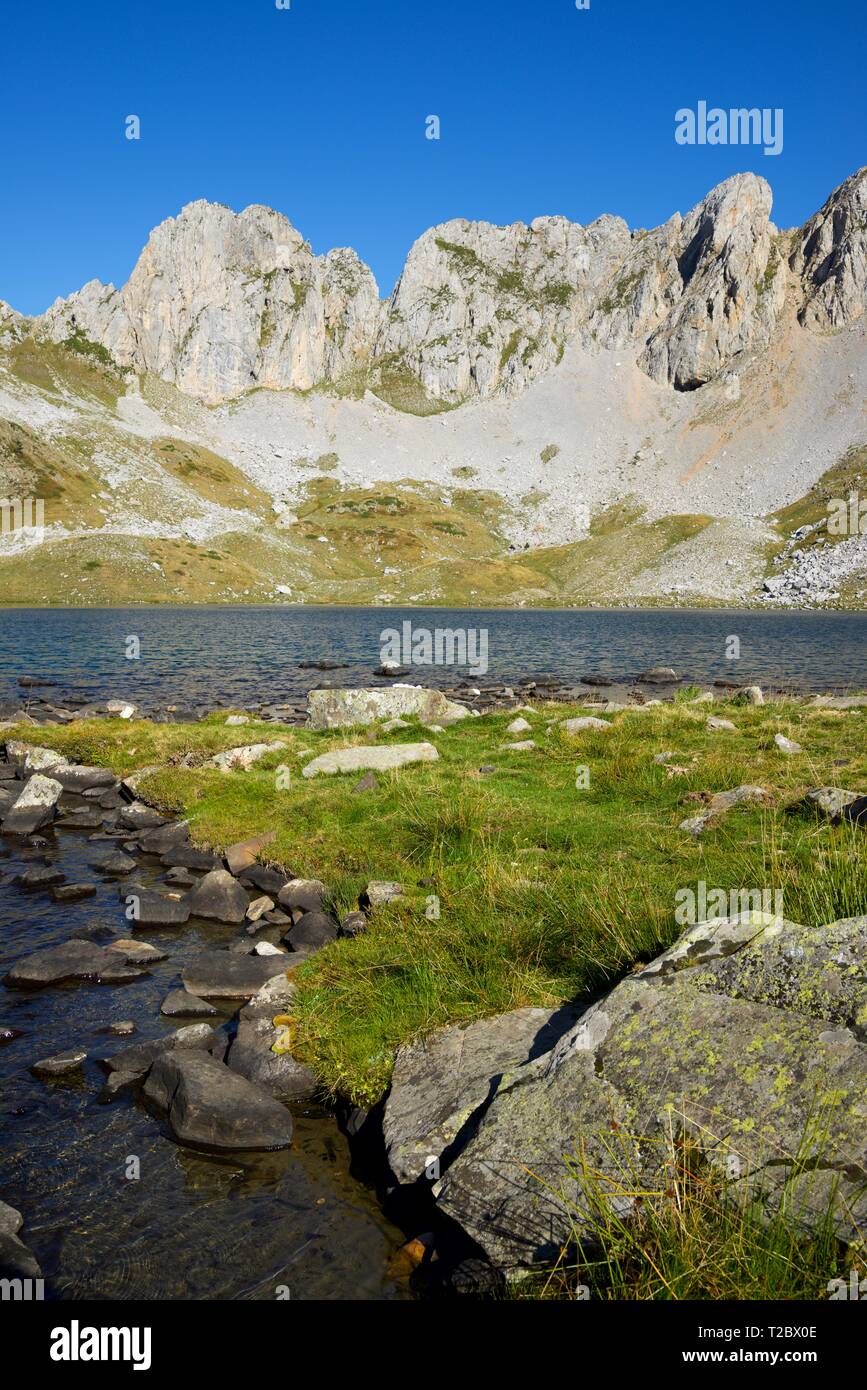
xmin=0 ymin=606 xmax=865 ymax=705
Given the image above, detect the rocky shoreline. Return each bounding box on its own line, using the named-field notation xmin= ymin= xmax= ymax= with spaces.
xmin=1 ymin=681 xmax=866 ymax=1293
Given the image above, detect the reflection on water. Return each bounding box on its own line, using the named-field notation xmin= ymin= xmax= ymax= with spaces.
xmin=0 ymin=829 xmax=408 ymax=1301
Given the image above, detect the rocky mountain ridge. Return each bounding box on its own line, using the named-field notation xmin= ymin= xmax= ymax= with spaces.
xmin=14 ymin=167 xmax=866 ymax=407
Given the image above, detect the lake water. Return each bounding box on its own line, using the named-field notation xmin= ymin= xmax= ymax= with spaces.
xmin=0 ymin=606 xmax=865 ymax=708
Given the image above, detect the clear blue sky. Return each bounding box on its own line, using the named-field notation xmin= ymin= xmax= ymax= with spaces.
xmin=2 ymin=0 xmax=864 ymax=314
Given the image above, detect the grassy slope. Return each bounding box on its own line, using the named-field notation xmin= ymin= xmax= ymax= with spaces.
xmin=8 ymin=336 xmax=863 ymax=608
xmin=17 ymin=697 xmax=866 ymax=1107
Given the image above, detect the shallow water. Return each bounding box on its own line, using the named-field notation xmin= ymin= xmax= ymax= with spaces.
xmin=0 ymin=824 xmax=409 ymax=1301
xmin=0 ymin=605 xmax=866 ymax=709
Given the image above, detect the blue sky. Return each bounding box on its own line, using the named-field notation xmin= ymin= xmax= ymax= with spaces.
xmin=2 ymin=0 xmax=864 ymax=314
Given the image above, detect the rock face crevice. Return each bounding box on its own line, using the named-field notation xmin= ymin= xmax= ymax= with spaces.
xmin=23 ymin=168 xmax=865 ymax=406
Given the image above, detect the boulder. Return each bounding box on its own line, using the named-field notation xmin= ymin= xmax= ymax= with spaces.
xmin=143 ymin=1051 xmax=294 ymax=1150
xmin=384 ymin=1006 xmax=579 ymax=1186
xmin=181 ymin=951 xmax=290 ymax=1000
xmin=302 ymin=743 xmax=439 ymax=778
xmin=437 ymin=911 xmax=867 ymax=1271
xmin=5 ymin=939 xmax=149 ymax=989
xmin=501 ymin=740 xmax=536 ymax=751
xmin=2 ymin=774 xmax=64 ymax=834
xmin=506 ymin=717 xmax=532 ymax=734
xmin=286 ymin=910 xmax=338 ymax=952
xmin=125 ymin=892 xmax=190 ymax=927
xmin=707 ymin=716 xmax=737 ymax=732
xmin=306 ymin=686 xmax=468 ymax=730
xmin=107 ymin=938 xmax=168 ymax=965
xmin=4 ymin=740 xmax=69 ymax=772
xmin=17 ymin=866 xmax=65 ymax=891
xmin=802 ymin=787 xmax=862 ymax=821
xmin=277 ymin=878 xmax=327 ymax=914
xmin=209 ymin=741 xmax=287 ymax=773
xmin=187 ymin=869 xmax=249 ymax=924
xmin=774 ymin=733 xmax=803 ymax=755
xmin=561 ymin=717 xmax=612 ymax=734
xmin=0 ymin=1202 xmax=41 ymax=1280
xmin=227 ymin=972 xmax=317 ymax=1100
xmin=89 ymin=851 xmax=137 ymax=875
xmin=103 ymin=1022 xmax=218 ymax=1080
xmin=733 ymin=686 xmax=764 ymax=705
xmin=160 ymin=988 xmax=218 ymax=1019
xmin=51 ymin=883 xmax=97 ymax=904
xmin=118 ymin=802 xmax=167 ymax=831
xmin=360 ymin=881 xmax=405 ymax=910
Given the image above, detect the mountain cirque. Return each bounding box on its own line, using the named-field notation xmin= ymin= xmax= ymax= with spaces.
xmin=0 ymin=167 xmax=865 ymax=607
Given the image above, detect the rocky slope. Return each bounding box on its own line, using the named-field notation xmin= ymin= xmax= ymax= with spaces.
xmin=0 ymin=167 xmax=865 ymax=607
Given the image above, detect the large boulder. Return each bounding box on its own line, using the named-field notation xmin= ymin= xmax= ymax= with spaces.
xmin=143 ymin=1050 xmax=294 ymax=1150
xmin=384 ymin=1006 xmax=579 ymax=1185
xmin=306 ymin=686 xmax=468 ymax=730
xmin=436 ymin=911 xmax=867 ymax=1271
xmin=2 ymin=774 xmax=64 ymax=834
xmin=302 ymin=743 xmax=439 ymax=779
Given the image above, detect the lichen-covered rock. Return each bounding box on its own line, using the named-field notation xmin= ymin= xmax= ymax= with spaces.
xmin=306 ymin=685 xmax=468 ymax=730
xmin=301 ymin=743 xmax=439 ymax=778
xmin=384 ymin=1006 xmax=579 ymax=1185
xmin=436 ymin=911 xmax=867 ymax=1271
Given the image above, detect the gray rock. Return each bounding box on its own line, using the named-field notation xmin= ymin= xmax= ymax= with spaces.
xmin=5 ymin=939 xmax=149 ymax=988
xmin=302 ymin=743 xmax=439 ymax=778
xmin=227 ymin=972 xmax=317 ymax=1100
xmin=2 ymin=774 xmax=64 ymax=834
xmin=306 ymin=687 xmax=468 ymax=730
xmin=106 ymin=938 xmax=168 ymax=965
xmin=360 ymin=881 xmax=404 ymax=910
xmin=384 ymin=1006 xmax=579 ymax=1185
xmin=90 ymin=851 xmax=137 ymax=875
xmin=636 ymin=667 xmax=678 ymax=683
xmin=561 ymin=717 xmax=612 ymax=734
xmin=774 ymin=733 xmax=803 ymax=755
xmin=125 ymin=892 xmax=190 ymax=927
xmin=143 ymin=1050 xmax=294 ymax=1150
xmin=17 ymin=866 xmax=65 ymax=891
xmin=187 ymin=869 xmax=249 ymax=924
xmin=802 ymin=787 xmax=862 ymax=821
xmin=437 ymin=911 xmax=867 ymax=1270
xmin=733 ymin=685 xmax=764 ymax=705
xmin=31 ymin=1048 xmax=87 ymax=1078
xmin=707 ymin=716 xmax=737 ymax=732
xmin=209 ymin=741 xmax=287 ymax=773
xmin=181 ymin=951 xmax=290 ymax=1000
xmin=276 ymin=878 xmax=327 ymax=914
xmin=160 ymin=988 xmax=218 ymax=1019
xmin=285 ymin=910 xmax=338 ymax=952
xmin=104 ymin=1022 xmax=218 ymax=1079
